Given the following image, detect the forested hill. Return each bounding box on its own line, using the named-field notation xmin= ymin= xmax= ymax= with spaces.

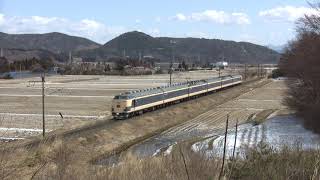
xmin=78 ymin=31 xmax=280 ymax=64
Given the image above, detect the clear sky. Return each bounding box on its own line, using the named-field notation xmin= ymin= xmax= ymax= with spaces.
xmin=0 ymin=0 xmax=315 ymax=45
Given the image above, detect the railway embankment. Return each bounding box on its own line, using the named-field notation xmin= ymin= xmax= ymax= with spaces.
xmin=94 ymin=79 xmax=289 ymax=164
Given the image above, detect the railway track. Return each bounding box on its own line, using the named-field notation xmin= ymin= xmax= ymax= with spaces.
xmin=91 ymin=79 xmax=273 ymax=161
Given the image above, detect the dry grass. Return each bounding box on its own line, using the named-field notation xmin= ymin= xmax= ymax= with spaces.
xmin=29 ymin=142 xmax=222 ymax=180
xmin=227 ymin=143 xmax=320 ymax=180
xmin=2 ymin=139 xmax=320 ymax=180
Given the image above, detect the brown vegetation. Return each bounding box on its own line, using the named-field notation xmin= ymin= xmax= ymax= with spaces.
xmin=1 ymin=139 xmax=320 ymax=180
xmin=280 ymin=3 xmax=320 ymax=132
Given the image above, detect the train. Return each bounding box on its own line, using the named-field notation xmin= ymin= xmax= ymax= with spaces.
xmin=111 ymin=75 xmax=243 ymax=120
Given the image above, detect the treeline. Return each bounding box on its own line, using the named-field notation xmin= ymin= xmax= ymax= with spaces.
xmin=62 ymin=57 xmax=158 ymax=76
xmin=280 ymin=3 xmax=320 ymax=132
xmin=108 ymin=57 xmax=157 ymax=71
xmin=0 ymin=57 xmax=54 ymax=73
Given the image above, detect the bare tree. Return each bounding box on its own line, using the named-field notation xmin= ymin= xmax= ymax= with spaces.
xmin=280 ymin=2 xmax=320 ymax=132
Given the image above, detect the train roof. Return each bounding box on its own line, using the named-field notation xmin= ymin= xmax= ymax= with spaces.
xmin=115 ymin=75 xmax=242 ymax=100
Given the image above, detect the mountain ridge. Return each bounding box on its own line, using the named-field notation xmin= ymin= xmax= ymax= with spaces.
xmin=77 ymin=31 xmax=280 ymax=64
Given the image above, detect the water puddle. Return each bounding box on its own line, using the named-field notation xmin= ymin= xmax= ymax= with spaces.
xmin=97 ymin=115 xmax=320 ymax=166
xmin=130 ymin=127 xmax=224 ymax=158
xmin=193 ymin=115 xmax=320 ymax=158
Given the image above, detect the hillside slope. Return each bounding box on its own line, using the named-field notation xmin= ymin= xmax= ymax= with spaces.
xmin=0 ymin=32 xmax=100 ymax=54
xmin=2 ymin=48 xmax=64 ymax=62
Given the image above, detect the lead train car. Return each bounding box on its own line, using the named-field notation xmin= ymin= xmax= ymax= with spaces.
xmin=112 ymin=75 xmax=242 ymax=119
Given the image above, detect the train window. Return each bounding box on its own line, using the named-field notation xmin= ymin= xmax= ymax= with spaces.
xmin=132 ymin=100 xmax=136 ymax=107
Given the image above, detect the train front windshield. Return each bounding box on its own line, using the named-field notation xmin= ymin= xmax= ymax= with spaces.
xmin=114 ymin=95 xmax=130 ymax=100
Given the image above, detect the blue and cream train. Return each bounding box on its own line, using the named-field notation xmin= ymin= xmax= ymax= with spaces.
xmin=111 ymin=75 xmax=243 ymax=119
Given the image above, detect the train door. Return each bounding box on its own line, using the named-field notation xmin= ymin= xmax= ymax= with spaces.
xmin=132 ymin=99 xmax=137 ymax=111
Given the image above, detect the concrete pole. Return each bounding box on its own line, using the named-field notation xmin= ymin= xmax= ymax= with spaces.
xmin=69 ymin=51 xmax=72 ymax=64
xmin=42 ymin=74 xmax=45 ymax=137
xmin=170 ymin=40 xmax=176 ymax=86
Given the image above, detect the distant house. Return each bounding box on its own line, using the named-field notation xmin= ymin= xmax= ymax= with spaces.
xmin=155 ymin=63 xmax=180 ymax=71
xmin=104 ymin=62 xmax=116 ymax=69
xmin=143 ymin=55 xmax=154 ymax=59
xmin=72 ymin=57 xmax=83 ymax=64
xmin=53 ymin=66 xmax=60 ymax=73
xmin=124 ymin=65 xmax=132 ymax=69
xmin=132 ymin=66 xmax=146 ymax=70
xmin=215 ymin=61 xmax=228 ymax=68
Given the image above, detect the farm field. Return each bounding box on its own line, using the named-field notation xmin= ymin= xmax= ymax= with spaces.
xmin=0 ymin=70 xmax=232 ymax=139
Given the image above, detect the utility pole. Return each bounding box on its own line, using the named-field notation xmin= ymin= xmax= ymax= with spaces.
xmin=169 ymin=40 xmax=176 ymax=86
xmin=169 ymin=53 xmax=173 ymax=86
xmin=169 ymin=47 xmax=173 ymax=86
xmin=220 ymin=114 xmax=229 ymax=178
xmin=139 ymin=51 xmax=142 ymax=61
xmin=19 ymin=63 xmax=22 ymax=79
xmin=171 ymin=48 xmax=174 ymax=85
xmin=41 ymin=74 xmax=45 ymax=137
xmin=123 ymin=49 xmax=126 ymax=58
xmin=69 ymin=51 xmax=72 ymax=64
xmin=29 ymin=74 xmax=46 ymax=137
xmin=219 ymin=67 xmax=223 ymax=88
xmin=232 ymin=119 xmax=238 ymax=160
xmin=169 ymin=68 xmax=172 ymax=85
xmin=245 ymin=64 xmax=247 ymax=80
